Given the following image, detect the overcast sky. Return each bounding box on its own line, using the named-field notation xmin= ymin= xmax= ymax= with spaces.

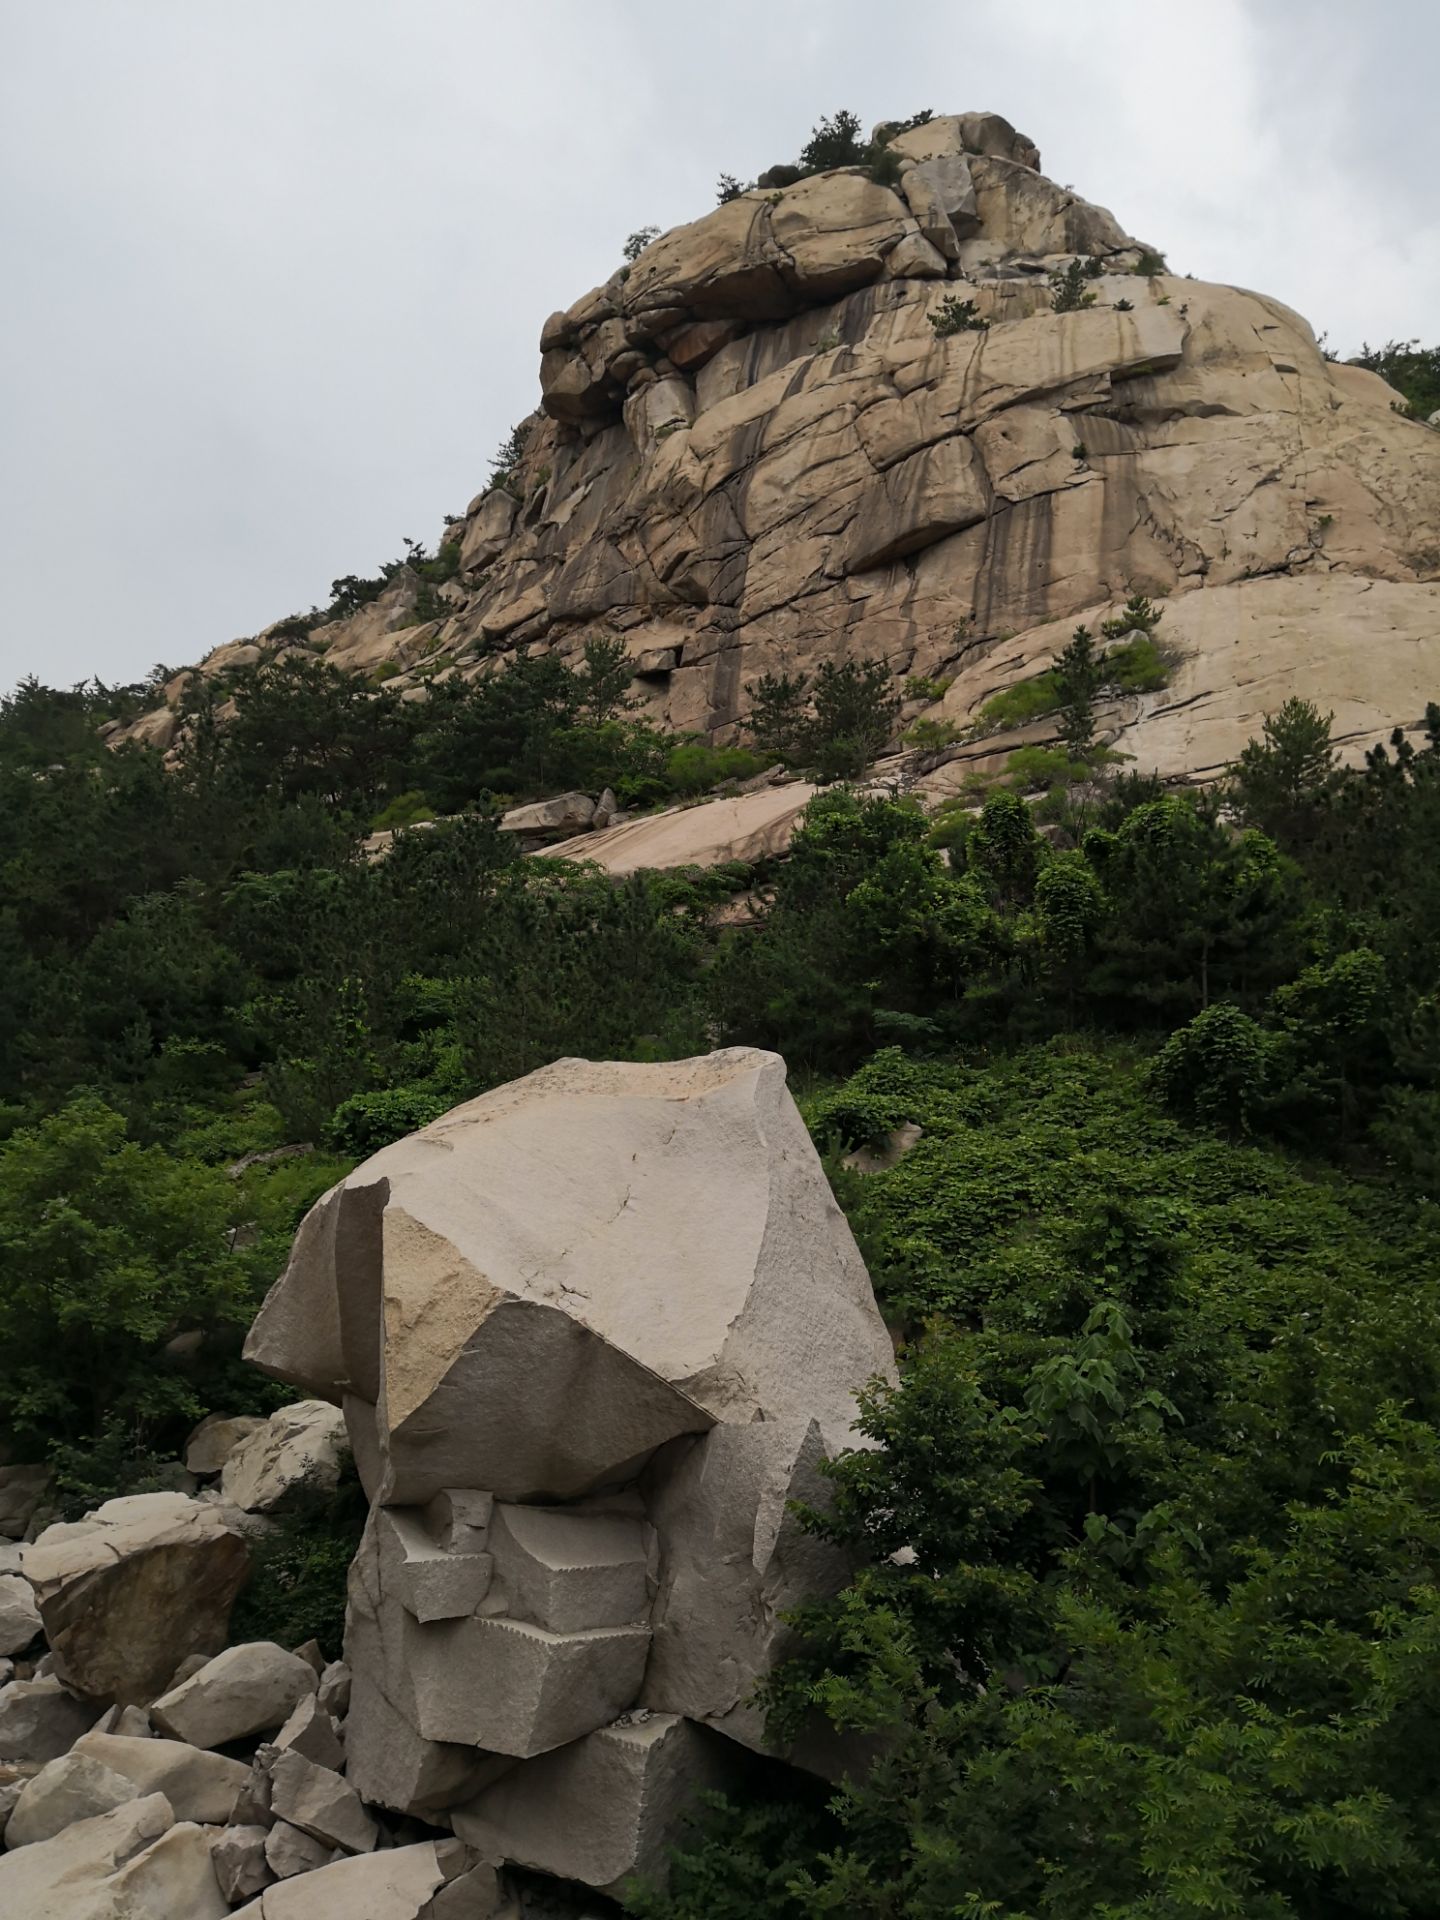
xmin=2 ymin=0 xmax=1435 ymax=693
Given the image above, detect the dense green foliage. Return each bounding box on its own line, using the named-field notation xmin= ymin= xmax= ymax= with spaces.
xmin=638 ymin=1040 xmax=1440 ymax=1917
xmin=5 ymin=632 xmax=1440 ymax=1905
xmin=1352 ymin=339 xmax=1440 ymax=418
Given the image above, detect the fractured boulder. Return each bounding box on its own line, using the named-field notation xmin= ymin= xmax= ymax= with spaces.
xmin=21 ymin=1493 xmax=249 ymax=1703
xmin=246 ymin=1049 xmax=894 ymax=1505
xmin=149 ymin=1641 xmax=317 ymax=1748
xmin=454 ymin=1712 xmax=742 ymax=1895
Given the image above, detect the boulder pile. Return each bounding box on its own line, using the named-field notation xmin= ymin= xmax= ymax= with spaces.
xmin=0 ymin=1048 xmax=897 ymax=1911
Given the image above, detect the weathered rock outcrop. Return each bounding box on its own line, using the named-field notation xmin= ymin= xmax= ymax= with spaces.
xmin=244 ymin=1047 xmax=896 ymax=1889
xmin=117 ymin=107 xmax=1440 ymax=789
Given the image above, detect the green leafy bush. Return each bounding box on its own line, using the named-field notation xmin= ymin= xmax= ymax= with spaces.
xmin=927 ymin=295 xmax=989 ymax=338
xmin=327 ymin=1085 xmax=451 ymax=1156
xmin=229 ymin=1461 xmax=368 ymax=1657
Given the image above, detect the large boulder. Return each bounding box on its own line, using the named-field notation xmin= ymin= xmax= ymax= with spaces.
xmin=0 ymin=1574 xmax=41 ymax=1655
xmin=150 ymin=1642 xmax=317 ymax=1748
xmin=454 ymin=1713 xmax=742 ymax=1895
xmin=230 ymin=1841 xmax=451 ymax=1918
xmin=21 ymin=1494 xmax=249 ymax=1703
xmin=71 ymin=1729 xmax=249 ymax=1824
xmin=245 ymin=1048 xmax=897 ymax=1887
xmin=0 ymin=1792 xmax=227 ymax=1920
xmin=0 ymin=1674 xmax=101 ymax=1762
xmin=219 ymin=1401 xmax=349 ymax=1513
xmin=246 ymin=1049 xmax=895 ymax=1506
xmin=4 ymin=1752 xmax=140 ymax=1849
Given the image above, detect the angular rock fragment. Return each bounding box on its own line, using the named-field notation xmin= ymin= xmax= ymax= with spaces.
xmin=379 ymin=1508 xmax=493 ymax=1622
xmin=183 ymin=1413 xmax=265 ymax=1477
xmin=0 ymin=1793 xmax=228 ymax=1920
xmin=210 ymin=1822 xmax=274 ymax=1903
xmin=150 ymin=1641 xmax=317 ymax=1748
xmin=74 ymin=1729 xmax=250 ymax=1824
xmin=454 ymin=1713 xmax=741 ymax=1894
xmin=0 ymin=1576 xmax=40 ymax=1657
xmin=272 ymin=1690 xmax=346 ymax=1769
xmin=315 ymin=1659 xmax=351 ymax=1719
xmin=21 ymin=1493 xmax=249 ymax=1703
xmin=4 ymin=1751 xmax=139 ymax=1848
xmin=264 ymin=1818 xmax=334 ymax=1878
xmin=232 ymin=1840 xmax=449 ymax=1918
xmin=642 ymin=1417 xmax=855 ymax=1757
xmin=220 ymin=1401 xmax=349 ymax=1513
xmin=267 ymin=1747 xmax=377 ymax=1854
xmin=0 ymin=1674 xmax=101 ymax=1762
xmin=487 ymin=1503 xmax=650 ymax=1633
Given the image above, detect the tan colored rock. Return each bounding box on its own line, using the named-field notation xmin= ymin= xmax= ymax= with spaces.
xmin=842 ymin=434 xmax=991 ymax=572
xmin=71 ymin=1729 xmax=249 ymax=1824
xmin=0 ymin=1675 xmax=101 ymax=1761
xmin=22 ymin=1494 xmax=249 ymax=1703
xmin=642 ymin=1419 xmax=855 ymax=1756
xmin=497 ymin=791 xmax=596 ymax=836
xmin=150 ymin=1642 xmax=317 ymax=1748
xmin=248 ymin=1050 xmax=894 ymax=1507
xmin=884 ymin=229 xmax=949 ymax=279
xmin=264 ymin=1817 xmax=333 ymax=1878
xmin=267 ymin=1747 xmax=377 ymax=1854
xmin=210 ymin=1823 xmax=273 ymax=1903
xmin=0 ymin=1793 xmax=227 ymax=1920
xmin=378 ymin=1509 xmax=494 ymax=1623
xmin=487 ymin=1504 xmax=650 ymax=1634
xmin=183 ymin=1413 xmax=265 ymax=1476
xmin=90 ymin=1705 xmax=152 ymax=1738
xmin=544 ymin=781 xmax=819 ymax=874
xmin=232 ymin=1841 xmax=448 ymax=1919
xmin=219 ymin=1400 xmax=349 ymax=1513
xmin=0 ymin=1574 xmax=40 ymax=1655
xmin=5 ymin=1752 xmax=140 ymax=1848
xmin=453 ymin=1713 xmax=741 ymax=1895
xmin=459 ymin=490 xmax=519 ymax=573
xmin=272 ymin=1691 xmax=346 ymax=1770
xmin=900 ymin=152 xmax=979 ymax=256
xmin=768 ymin=173 xmax=911 ymax=300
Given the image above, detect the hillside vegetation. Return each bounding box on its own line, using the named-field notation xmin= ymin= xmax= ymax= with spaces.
xmin=4 ymin=660 xmax=1440 ymax=1912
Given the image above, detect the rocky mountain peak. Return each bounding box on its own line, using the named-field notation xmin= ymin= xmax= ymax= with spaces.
xmin=116 ymin=108 xmax=1439 ymax=806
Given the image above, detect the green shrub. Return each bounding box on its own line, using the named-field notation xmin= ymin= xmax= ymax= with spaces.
xmin=229 ymin=1461 xmax=368 ymax=1658
xmin=369 ymin=790 xmax=434 ymax=832
xmin=903 ymin=718 xmax=961 ymax=751
xmin=327 ymin=1086 xmax=450 ymax=1157
xmin=1104 ymin=632 xmax=1170 ymax=693
xmin=904 ymin=674 xmax=953 ymax=702
xmin=976 ymin=670 xmax=1064 ymax=732
xmin=927 ymin=295 xmax=989 ymax=338
xmin=1050 ymin=257 xmax=1102 ymax=312
xmin=1133 ymin=248 xmax=1168 ymax=277
xmin=1002 ymin=744 xmax=1091 ymax=792
xmin=666 ymin=742 xmax=768 ymax=796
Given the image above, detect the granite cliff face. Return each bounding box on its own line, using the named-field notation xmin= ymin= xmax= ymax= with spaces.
xmin=124 ymin=109 xmax=1440 ymax=784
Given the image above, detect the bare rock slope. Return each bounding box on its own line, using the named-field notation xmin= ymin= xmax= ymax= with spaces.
xmin=123 ymin=108 xmax=1440 ymax=782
